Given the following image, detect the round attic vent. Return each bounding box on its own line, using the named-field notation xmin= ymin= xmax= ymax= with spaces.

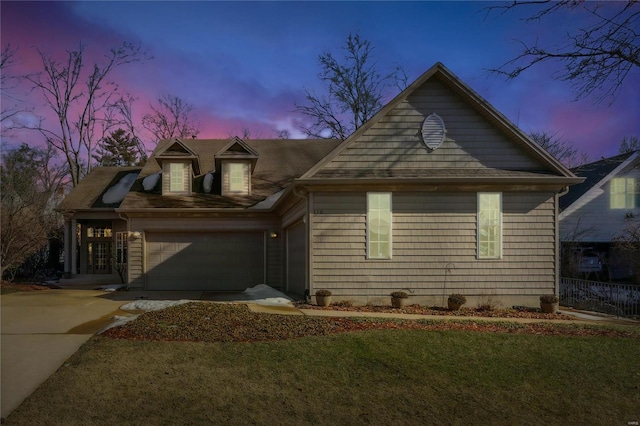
xmin=421 ymin=113 xmax=446 ymax=151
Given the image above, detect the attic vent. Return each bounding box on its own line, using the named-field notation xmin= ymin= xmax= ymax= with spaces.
xmin=421 ymin=113 xmax=446 ymax=151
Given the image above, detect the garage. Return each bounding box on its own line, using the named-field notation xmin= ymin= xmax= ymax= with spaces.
xmin=146 ymin=232 xmax=265 ymax=291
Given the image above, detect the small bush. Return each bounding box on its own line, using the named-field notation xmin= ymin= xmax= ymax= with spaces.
xmin=315 ymin=289 xmax=332 ymax=297
xmin=390 ymin=291 xmax=408 ymax=299
xmin=448 ymin=294 xmax=467 ymax=305
xmin=540 ymin=294 xmax=559 ymax=304
xmin=476 ymin=294 xmax=502 ymax=311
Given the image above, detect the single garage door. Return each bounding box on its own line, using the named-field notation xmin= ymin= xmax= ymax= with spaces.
xmin=146 ymin=232 xmax=265 ymax=291
xmin=286 ymin=221 xmax=306 ymax=295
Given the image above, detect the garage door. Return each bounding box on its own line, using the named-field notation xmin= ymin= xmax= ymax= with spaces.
xmin=286 ymin=221 xmax=306 ymax=295
xmin=146 ymin=232 xmax=264 ymax=291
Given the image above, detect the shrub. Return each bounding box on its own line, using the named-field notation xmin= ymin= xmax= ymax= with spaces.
xmin=540 ymin=294 xmax=559 ymax=304
xmin=315 ymin=289 xmax=332 ymax=297
xmin=448 ymin=294 xmax=467 ymax=305
xmin=390 ymin=291 xmax=408 ymax=299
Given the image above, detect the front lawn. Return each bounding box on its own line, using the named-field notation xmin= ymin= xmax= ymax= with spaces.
xmin=5 ymin=304 xmax=640 ymax=425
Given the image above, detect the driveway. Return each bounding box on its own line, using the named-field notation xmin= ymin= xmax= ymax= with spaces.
xmin=0 ymin=290 xmax=131 ymax=419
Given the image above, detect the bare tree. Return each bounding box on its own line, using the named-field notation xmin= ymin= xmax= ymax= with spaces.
xmin=1 ymin=43 xmax=25 ymax=124
xmin=114 ymin=94 xmax=148 ymax=161
xmin=618 ymin=135 xmax=640 ymax=154
xmin=295 ymin=33 xmax=405 ymax=140
xmin=1 ymin=144 xmax=66 ymax=278
xmin=529 ymin=130 xmax=588 ymax=167
xmin=142 ymin=94 xmax=201 ymax=143
xmin=24 ymin=42 xmax=146 ymax=187
xmin=486 ymin=1 xmax=640 ymax=103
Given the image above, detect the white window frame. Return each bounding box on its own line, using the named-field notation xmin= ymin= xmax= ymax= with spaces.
xmin=228 ymin=163 xmax=244 ymax=192
xmin=169 ymin=162 xmax=186 ymax=192
xmin=367 ymin=192 xmax=392 ymax=260
xmin=477 ymin=192 xmax=502 ymax=260
xmin=610 ymin=177 xmax=636 ymax=209
xmin=116 ymin=232 xmax=128 ymax=264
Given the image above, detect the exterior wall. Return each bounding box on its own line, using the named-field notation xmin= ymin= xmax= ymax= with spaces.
xmin=560 ymin=165 xmax=640 ymax=242
xmin=322 ymin=79 xmax=546 ymax=173
xmin=126 ymin=216 xmax=280 ymax=289
xmin=310 ymin=191 xmax=557 ymax=307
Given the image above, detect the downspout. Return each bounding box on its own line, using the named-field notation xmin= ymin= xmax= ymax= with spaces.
xmin=292 ymin=185 xmax=311 ymax=302
xmin=118 ymin=212 xmax=130 ymax=286
xmin=555 ymin=186 xmax=569 ymax=300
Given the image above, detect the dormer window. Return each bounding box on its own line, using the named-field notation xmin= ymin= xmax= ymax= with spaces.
xmin=170 ymin=163 xmax=185 ymax=191
xmin=223 ymin=161 xmax=250 ymax=195
xmin=163 ymin=161 xmax=191 ymax=194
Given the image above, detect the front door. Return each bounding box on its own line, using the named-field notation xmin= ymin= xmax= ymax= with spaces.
xmin=88 ymin=241 xmax=111 ymax=274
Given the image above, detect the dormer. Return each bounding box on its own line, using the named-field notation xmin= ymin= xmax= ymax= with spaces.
xmin=215 ymin=137 xmax=259 ymax=196
xmin=154 ymin=139 xmax=201 ymax=195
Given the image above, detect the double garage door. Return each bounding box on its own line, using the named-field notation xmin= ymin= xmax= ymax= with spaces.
xmin=146 ymin=232 xmax=265 ymax=291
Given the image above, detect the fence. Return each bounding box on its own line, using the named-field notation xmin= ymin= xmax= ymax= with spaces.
xmin=560 ymin=277 xmax=640 ymax=319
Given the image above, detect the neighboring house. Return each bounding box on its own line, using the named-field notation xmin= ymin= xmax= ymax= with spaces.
xmin=57 ymin=63 xmax=582 ymax=306
xmin=559 ymin=150 xmax=640 ymax=280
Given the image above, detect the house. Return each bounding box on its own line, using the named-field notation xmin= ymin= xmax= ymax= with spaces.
xmin=559 ymin=150 xmax=640 ymax=280
xmin=57 ymin=62 xmax=582 ymax=307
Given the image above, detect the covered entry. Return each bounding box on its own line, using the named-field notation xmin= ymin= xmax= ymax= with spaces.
xmin=146 ymin=232 xmax=265 ymax=291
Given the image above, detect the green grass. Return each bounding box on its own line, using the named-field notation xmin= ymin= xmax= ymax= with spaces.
xmin=6 ymin=330 xmax=640 ymax=425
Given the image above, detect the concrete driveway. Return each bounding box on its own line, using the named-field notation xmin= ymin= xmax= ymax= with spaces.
xmin=0 ymin=290 xmax=131 ymax=419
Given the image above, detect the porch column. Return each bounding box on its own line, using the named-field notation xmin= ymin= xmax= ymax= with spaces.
xmin=63 ymin=220 xmax=71 ymax=276
xmin=70 ymin=219 xmax=77 ymax=276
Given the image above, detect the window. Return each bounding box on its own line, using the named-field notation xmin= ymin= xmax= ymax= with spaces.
xmin=610 ymin=178 xmax=637 ymax=209
xmin=169 ymin=162 xmax=185 ymax=192
xmin=367 ymin=193 xmax=392 ymax=259
xmin=116 ymin=232 xmax=128 ymax=265
xmin=87 ymin=226 xmax=112 ymax=238
xmin=229 ymin=163 xmax=245 ymax=192
xmin=478 ymin=193 xmax=502 ymax=259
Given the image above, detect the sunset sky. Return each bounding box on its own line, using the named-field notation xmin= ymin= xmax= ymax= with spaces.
xmin=2 ymin=1 xmax=638 ymax=160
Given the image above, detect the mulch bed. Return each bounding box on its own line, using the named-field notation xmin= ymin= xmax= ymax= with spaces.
xmin=101 ymin=302 xmax=640 ymax=343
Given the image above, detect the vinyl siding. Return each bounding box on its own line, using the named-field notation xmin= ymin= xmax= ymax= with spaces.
xmin=322 ymin=78 xmax=545 ymax=172
xmin=310 ymin=192 xmax=556 ymax=304
xmin=560 ymin=166 xmax=640 ymax=242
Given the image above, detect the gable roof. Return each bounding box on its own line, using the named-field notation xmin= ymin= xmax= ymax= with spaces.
xmin=155 ymin=138 xmax=201 ymax=175
xmin=559 ymin=150 xmax=639 ymax=213
xmin=215 ymin=137 xmax=260 ymax=172
xmin=302 ymin=62 xmax=579 ymax=183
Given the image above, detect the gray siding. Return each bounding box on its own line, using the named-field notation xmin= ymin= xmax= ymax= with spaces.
xmin=310 ymin=192 xmax=556 ymax=305
xmin=560 ymin=166 xmax=640 ymax=242
xmin=322 ymin=79 xmax=545 ymax=172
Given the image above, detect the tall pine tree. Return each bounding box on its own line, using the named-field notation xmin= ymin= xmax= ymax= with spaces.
xmin=93 ymin=128 xmax=145 ymax=167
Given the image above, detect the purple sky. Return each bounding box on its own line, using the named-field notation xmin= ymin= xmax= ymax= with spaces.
xmin=2 ymin=1 xmax=638 ymax=160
